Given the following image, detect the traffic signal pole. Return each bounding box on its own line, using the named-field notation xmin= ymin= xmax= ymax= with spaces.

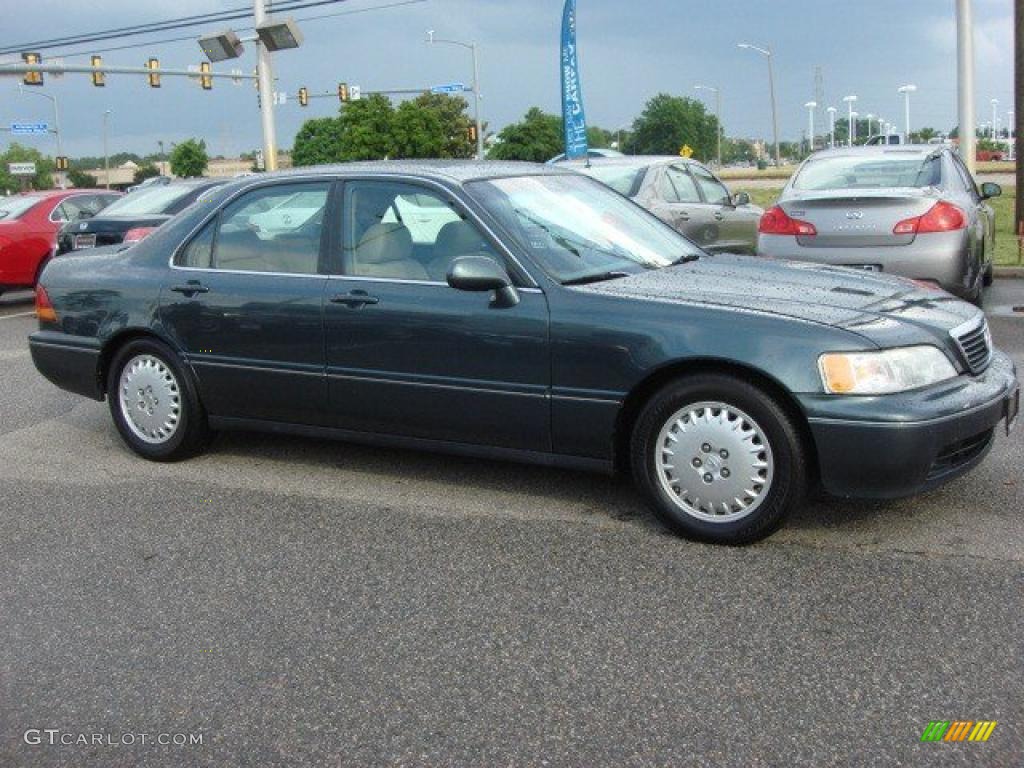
xmin=253 ymin=0 xmax=279 ymax=171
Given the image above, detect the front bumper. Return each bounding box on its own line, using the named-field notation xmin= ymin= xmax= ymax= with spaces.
xmin=800 ymin=350 xmax=1018 ymax=498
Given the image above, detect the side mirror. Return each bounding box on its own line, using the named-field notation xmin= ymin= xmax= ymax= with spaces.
xmin=447 ymin=255 xmax=519 ymax=307
xmin=732 ymin=191 xmax=751 ymax=207
xmin=980 ymin=182 xmax=1001 ymax=200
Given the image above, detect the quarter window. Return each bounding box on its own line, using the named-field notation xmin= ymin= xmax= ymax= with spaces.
xmin=342 ymin=181 xmax=493 ymax=282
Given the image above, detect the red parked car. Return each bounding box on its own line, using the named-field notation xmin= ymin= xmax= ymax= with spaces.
xmin=0 ymin=189 xmax=120 ymax=295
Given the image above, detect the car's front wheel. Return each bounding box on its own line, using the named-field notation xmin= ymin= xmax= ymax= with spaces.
xmin=630 ymin=374 xmax=807 ymax=544
xmin=107 ymin=338 xmax=209 ymax=461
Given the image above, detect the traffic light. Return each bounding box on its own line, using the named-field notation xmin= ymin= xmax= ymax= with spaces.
xmin=338 ymin=82 xmax=349 ymax=103
xmin=146 ymin=58 xmax=160 ymax=88
xmin=298 ymin=87 xmax=309 ymax=107
xmin=199 ymin=61 xmax=212 ymax=90
xmin=21 ymin=52 xmax=43 ymax=86
xmin=55 ymin=156 xmax=69 ymax=172
xmin=90 ymin=55 xmax=105 ymax=87
xmin=468 ymin=124 xmax=478 ymax=143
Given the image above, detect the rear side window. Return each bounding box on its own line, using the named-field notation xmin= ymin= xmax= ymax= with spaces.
xmin=660 ymin=166 xmax=701 ymax=203
xmin=175 ymin=182 xmax=330 ymax=274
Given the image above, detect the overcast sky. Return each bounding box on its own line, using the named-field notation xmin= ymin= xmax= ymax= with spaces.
xmin=0 ymin=0 xmax=1014 ymax=160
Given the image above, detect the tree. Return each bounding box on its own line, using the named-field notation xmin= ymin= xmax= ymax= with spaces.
xmin=336 ymin=94 xmax=396 ymax=161
xmin=586 ymin=126 xmax=614 ymax=149
xmin=292 ymin=117 xmax=345 ymax=166
xmin=133 ymin=163 xmax=161 ymax=184
xmin=488 ymin=107 xmax=563 ymax=162
xmin=625 ymin=94 xmax=718 ymax=160
xmin=410 ymin=93 xmax=475 ymax=158
xmin=0 ymin=143 xmax=55 ymax=193
xmin=67 ymin=169 xmax=99 ymax=188
xmin=169 ymin=139 xmax=209 ymax=177
xmin=912 ymin=127 xmax=939 ymax=143
xmin=391 ymin=100 xmax=446 ymax=159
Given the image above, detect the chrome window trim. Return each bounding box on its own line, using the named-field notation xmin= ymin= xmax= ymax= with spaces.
xmin=168 ymin=172 xmax=543 ymax=290
xmin=47 ymin=193 xmax=98 ymax=224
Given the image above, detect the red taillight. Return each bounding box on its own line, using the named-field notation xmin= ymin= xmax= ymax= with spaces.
xmin=758 ymin=205 xmax=817 ymax=236
xmin=35 ymin=285 xmax=57 ymax=323
xmin=893 ymin=201 xmax=966 ymax=236
xmin=123 ymin=227 xmax=156 ymax=244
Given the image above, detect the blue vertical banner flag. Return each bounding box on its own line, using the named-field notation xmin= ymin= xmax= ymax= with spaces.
xmin=560 ymin=0 xmax=589 ymax=159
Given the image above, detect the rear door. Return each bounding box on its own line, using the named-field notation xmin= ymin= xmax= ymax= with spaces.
xmin=322 ymin=178 xmax=551 ymax=451
xmin=650 ymin=164 xmax=713 ymax=245
xmin=689 ymin=163 xmax=760 ymax=254
xmin=159 ymin=180 xmax=332 ymax=426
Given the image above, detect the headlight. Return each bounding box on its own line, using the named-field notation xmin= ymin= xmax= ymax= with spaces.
xmin=818 ymin=346 xmax=957 ymax=395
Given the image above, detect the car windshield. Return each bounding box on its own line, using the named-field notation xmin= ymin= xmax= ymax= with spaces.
xmin=793 ymin=153 xmax=940 ymax=190
xmin=0 ymin=195 xmax=42 ymax=220
xmin=100 ymin=185 xmax=196 ymax=216
xmin=578 ymin=164 xmax=648 ymax=197
xmin=467 ymin=174 xmax=699 ymax=284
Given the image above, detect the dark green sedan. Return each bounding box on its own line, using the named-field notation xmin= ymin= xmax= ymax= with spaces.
xmin=29 ymin=162 xmax=1019 ymax=544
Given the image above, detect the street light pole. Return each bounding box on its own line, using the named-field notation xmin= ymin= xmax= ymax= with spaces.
xmin=842 ymin=95 xmax=857 ymax=146
xmin=991 ymin=98 xmax=999 ymax=138
xmin=738 ymin=43 xmax=780 ymax=167
xmin=804 ymin=101 xmax=816 ymax=155
xmin=865 ymin=113 xmax=874 ymax=138
xmin=827 ymin=106 xmax=837 ymax=148
xmin=695 ymin=84 xmax=722 ymax=167
xmin=253 ymin=0 xmax=278 ymax=171
xmin=851 ymin=111 xmax=859 ymax=144
xmin=897 ymin=84 xmax=917 ymax=143
xmin=427 ymin=31 xmax=484 ymax=160
xmin=18 ymin=85 xmax=64 ymax=186
xmin=102 ymin=109 xmax=111 ymax=189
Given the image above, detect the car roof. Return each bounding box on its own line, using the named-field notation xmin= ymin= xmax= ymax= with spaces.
xmin=559 ymin=155 xmax=695 ymax=169
xmin=12 ymin=188 xmax=118 ymax=200
xmin=219 ymin=160 xmax=575 ymax=194
xmin=807 ymin=145 xmax=941 ymax=160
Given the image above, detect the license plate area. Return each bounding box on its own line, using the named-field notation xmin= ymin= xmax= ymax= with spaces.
xmin=73 ymin=234 xmax=96 ymax=250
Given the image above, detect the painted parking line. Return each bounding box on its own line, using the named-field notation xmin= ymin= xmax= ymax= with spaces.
xmin=0 ymin=311 xmax=37 ymax=320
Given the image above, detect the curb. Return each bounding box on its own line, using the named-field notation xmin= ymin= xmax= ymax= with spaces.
xmin=994 ymin=267 xmax=1024 ymax=279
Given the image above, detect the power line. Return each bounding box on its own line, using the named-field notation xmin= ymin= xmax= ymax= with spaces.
xmin=0 ymin=0 xmax=346 ymax=56
xmin=42 ymin=0 xmax=427 ymax=60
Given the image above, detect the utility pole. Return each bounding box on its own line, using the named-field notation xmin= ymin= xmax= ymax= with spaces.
xmin=254 ymin=0 xmax=278 ymax=171
xmin=1016 ymin=0 xmax=1023 ymax=240
xmin=738 ymin=43 xmax=780 ymax=167
xmin=957 ymin=0 xmax=976 ymax=174
xmin=102 ymin=109 xmax=111 ymax=189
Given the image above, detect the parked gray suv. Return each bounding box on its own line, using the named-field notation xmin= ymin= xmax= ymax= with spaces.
xmin=757 ymin=146 xmax=1000 ymax=303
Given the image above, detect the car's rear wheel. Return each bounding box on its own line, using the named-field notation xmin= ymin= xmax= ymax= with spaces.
xmin=107 ymin=338 xmax=209 ymax=461
xmin=630 ymin=374 xmax=806 ymax=544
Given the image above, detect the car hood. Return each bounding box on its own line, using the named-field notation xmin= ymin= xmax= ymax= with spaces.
xmin=575 ymin=253 xmax=982 ymax=349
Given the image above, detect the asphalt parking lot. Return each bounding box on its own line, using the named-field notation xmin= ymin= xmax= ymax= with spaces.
xmin=1 ymin=283 xmax=1022 ymax=767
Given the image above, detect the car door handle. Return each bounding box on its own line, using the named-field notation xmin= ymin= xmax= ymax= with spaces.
xmin=714 ymin=212 xmax=725 ymax=221
xmin=170 ymin=282 xmax=209 ymax=297
xmin=330 ymin=291 xmax=379 ymax=308
xmin=677 ymin=210 xmax=690 ymax=221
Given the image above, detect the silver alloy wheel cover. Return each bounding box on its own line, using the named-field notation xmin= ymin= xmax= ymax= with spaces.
xmin=654 ymin=401 xmax=774 ymax=523
xmin=118 ymin=354 xmax=182 ymax=445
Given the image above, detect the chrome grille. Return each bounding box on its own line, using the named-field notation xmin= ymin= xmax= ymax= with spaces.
xmin=951 ymin=317 xmax=992 ymax=375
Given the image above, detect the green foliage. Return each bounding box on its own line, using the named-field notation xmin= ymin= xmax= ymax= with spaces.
xmin=625 ymin=94 xmax=718 ymax=160
xmin=488 ymin=107 xmax=563 ymax=162
xmin=169 ymin=139 xmax=209 ymax=177
xmin=292 ymin=93 xmax=477 ymax=165
xmin=586 ymin=126 xmax=614 ymax=149
xmin=912 ymin=127 xmax=940 ymax=143
xmin=133 ymin=163 xmax=161 ymax=184
xmin=67 ymin=168 xmax=99 ymax=188
xmin=0 ymin=143 xmax=55 ymax=193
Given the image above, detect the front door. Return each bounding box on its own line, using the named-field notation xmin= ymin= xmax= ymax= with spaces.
xmin=688 ymin=163 xmax=759 ymax=254
xmin=323 ymin=179 xmax=551 ymax=451
xmin=159 ymin=181 xmax=332 ymax=425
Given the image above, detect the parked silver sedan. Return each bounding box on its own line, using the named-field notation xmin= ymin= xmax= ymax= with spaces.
xmin=757 ymin=146 xmax=1001 ymax=303
xmin=568 ymin=157 xmax=762 ymax=254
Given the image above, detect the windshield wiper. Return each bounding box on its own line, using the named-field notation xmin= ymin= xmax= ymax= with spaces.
xmin=666 ymin=253 xmax=701 ymax=266
xmin=562 ymin=271 xmax=632 ymax=286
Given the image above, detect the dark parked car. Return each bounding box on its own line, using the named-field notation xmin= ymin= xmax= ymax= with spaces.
xmin=56 ymin=178 xmax=225 ymax=255
xmin=757 ymin=146 xmax=1000 ymax=303
xmin=567 ymin=156 xmax=762 ymax=254
xmin=29 ymin=162 xmax=1019 ymax=544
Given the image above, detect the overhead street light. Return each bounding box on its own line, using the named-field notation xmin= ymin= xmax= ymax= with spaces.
xmin=426 ymin=30 xmax=484 ymax=161
xmin=850 ymin=111 xmax=859 ymax=144
xmin=198 ymin=29 xmax=244 ymax=62
xmin=738 ymin=43 xmax=780 ymax=167
xmin=826 ymin=106 xmax=837 ymax=148
xmin=695 ymin=84 xmax=722 ymax=167
xmin=256 ymin=17 xmax=304 ymax=52
xmin=803 ymin=101 xmax=816 ymax=155
xmin=991 ymin=98 xmax=999 ymax=138
xmin=897 ymin=84 xmax=917 ymax=143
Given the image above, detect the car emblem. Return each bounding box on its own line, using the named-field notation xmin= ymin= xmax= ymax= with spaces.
xmin=845 ymin=211 xmax=864 ymax=220
xmin=79 ymin=222 xmax=88 ymax=230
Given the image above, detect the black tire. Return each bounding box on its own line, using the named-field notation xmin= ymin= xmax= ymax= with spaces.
xmin=630 ymin=374 xmax=807 ymax=545
xmin=107 ymin=337 xmax=209 ymax=461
